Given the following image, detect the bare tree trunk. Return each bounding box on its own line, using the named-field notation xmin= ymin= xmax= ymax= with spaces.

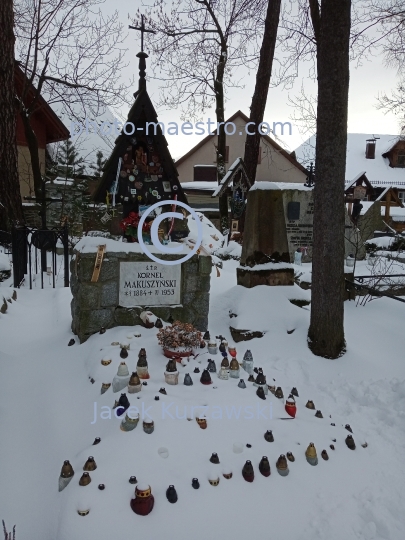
xmin=0 ymin=0 xmax=23 ymax=231
xmin=216 ymin=50 xmax=229 ymax=233
xmin=244 ymin=0 xmax=281 ymax=184
xmin=308 ymin=0 xmax=351 ymax=358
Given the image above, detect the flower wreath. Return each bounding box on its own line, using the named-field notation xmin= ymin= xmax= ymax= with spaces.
xmin=120 ymin=212 xmax=152 ymax=241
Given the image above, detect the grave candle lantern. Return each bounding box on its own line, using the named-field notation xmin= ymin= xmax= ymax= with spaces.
xmin=143 ymin=418 xmax=154 ymax=434
xmin=228 ymin=346 xmax=237 ymax=358
xmin=112 ymin=362 xmax=131 ymax=393
xmin=208 ymin=471 xmax=220 ymax=486
xmin=345 ymin=435 xmax=356 ymax=450
xmin=113 ymin=393 xmax=130 ymax=417
xmin=166 ymin=485 xmax=178 ymax=503
xmin=120 ymin=412 xmax=139 ymax=432
xmin=242 ymin=350 xmax=254 ymax=375
xmin=164 ymin=359 xmax=179 ymax=385
xmin=256 ymin=386 xmax=266 ymax=400
xmin=200 ymin=369 xmax=212 ymax=385
xmin=59 ymin=460 xmax=74 ymax=492
xmin=207 ymin=359 xmax=217 ymax=373
xmin=207 ymin=341 xmax=218 ymax=354
xmin=137 ymin=349 xmax=150 ymax=379
xmin=264 ymin=430 xmax=274 ymax=442
xmin=229 ymin=357 xmax=240 ymax=378
xmin=79 ymin=472 xmax=91 ymax=486
xmin=305 ymin=443 xmax=318 ymax=465
xmin=196 ymin=416 xmax=207 ymax=429
xmin=217 ymin=366 xmax=229 ymax=380
xmin=184 ymin=373 xmax=193 ymax=386
xmin=130 ymin=484 xmax=155 ymax=516
xmin=276 ymin=455 xmax=289 ymax=476
xmin=128 ymin=372 xmax=142 ymax=393
xmin=101 ymin=382 xmax=111 ymax=395
xmin=83 ymin=457 xmax=97 ymax=471
xmin=259 ymin=456 xmax=271 ymax=477
xmin=253 ymin=368 xmax=268 ymax=395
xmin=285 ymin=395 xmax=297 ymax=418
xmin=287 ymin=452 xmax=295 ymax=462
xmin=192 ymin=478 xmax=200 ymax=489
xmin=242 ymin=460 xmax=254 ymax=482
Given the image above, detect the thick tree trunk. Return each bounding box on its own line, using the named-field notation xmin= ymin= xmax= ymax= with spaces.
xmin=215 ymin=51 xmax=229 ymax=233
xmin=244 ymin=0 xmax=281 ymax=184
xmin=0 ymin=0 xmax=24 ymax=231
xmin=308 ymin=0 xmax=351 ymax=358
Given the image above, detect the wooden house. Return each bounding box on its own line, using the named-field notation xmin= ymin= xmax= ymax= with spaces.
xmin=14 ymin=64 xmax=70 ymax=200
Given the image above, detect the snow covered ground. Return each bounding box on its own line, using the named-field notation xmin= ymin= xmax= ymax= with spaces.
xmin=1 ymin=254 xmax=405 ymax=540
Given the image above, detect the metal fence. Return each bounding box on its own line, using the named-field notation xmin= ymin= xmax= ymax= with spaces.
xmin=5 ymin=225 xmax=70 ymax=289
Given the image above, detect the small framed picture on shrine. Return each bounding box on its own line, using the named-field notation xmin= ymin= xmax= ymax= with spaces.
xmin=231 ymin=220 xmax=239 ymax=232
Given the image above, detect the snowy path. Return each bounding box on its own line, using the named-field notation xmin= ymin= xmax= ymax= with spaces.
xmin=0 ymin=288 xmax=90 ymax=539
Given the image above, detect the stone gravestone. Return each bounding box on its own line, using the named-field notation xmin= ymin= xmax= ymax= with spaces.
xmin=237 ymin=183 xmax=297 ymax=288
xmin=70 ymin=239 xmax=211 ymax=342
xmin=237 ymin=182 xmax=376 ymax=287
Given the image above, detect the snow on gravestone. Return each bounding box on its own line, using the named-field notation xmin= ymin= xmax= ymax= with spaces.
xmin=119 ymin=262 xmax=181 ymax=307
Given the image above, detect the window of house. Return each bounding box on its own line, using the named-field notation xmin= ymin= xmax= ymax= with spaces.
xmin=398 ymin=191 xmax=405 ymax=202
xmin=397 ymin=152 xmax=405 ymax=168
xmin=193 ymin=165 xmax=217 ymax=182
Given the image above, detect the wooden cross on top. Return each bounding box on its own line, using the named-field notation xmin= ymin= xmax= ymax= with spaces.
xmin=129 ymin=15 xmax=156 ymax=53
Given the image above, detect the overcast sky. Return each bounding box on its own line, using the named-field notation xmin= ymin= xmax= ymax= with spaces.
xmin=99 ymin=0 xmax=402 ymax=159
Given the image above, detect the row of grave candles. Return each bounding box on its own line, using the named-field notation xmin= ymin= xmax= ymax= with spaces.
xmin=60 ymin=436 xmax=357 ymax=517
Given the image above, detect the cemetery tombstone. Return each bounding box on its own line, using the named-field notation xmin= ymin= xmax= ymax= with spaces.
xmin=70 ymin=240 xmax=211 ymax=342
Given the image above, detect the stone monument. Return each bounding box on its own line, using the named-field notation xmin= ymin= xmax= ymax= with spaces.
xmin=237 ymin=183 xmax=304 ymax=288
xmin=70 ymin=239 xmax=211 ymax=342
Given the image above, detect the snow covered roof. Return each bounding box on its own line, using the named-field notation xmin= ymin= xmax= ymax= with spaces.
xmin=193 ymin=164 xmax=217 ymax=168
xmin=212 ymin=157 xmax=251 ymax=197
xmin=249 ymin=182 xmax=313 ymax=192
xmin=382 ymin=138 xmax=403 ymax=154
xmin=295 ymin=134 xmax=405 ymax=187
xmin=350 ymin=171 xmax=367 ymax=183
xmin=181 ymin=182 xmax=218 ymax=191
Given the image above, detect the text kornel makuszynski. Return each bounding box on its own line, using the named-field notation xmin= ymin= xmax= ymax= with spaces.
xmin=119 ymin=262 xmax=181 ymax=306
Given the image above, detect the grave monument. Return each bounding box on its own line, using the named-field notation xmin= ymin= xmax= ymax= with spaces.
xmin=70 ymin=27 xmax=211 ymax=342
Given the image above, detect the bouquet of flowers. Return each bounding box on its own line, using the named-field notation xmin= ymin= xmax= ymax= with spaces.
xmin=120 ymin=212 xmax=152 ymax=242
xmin=157 ymin=321 xmax=202 ymax=352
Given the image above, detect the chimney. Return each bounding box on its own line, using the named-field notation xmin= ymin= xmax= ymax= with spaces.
xmin=365 ymin=138 xmax=377 ymax=159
